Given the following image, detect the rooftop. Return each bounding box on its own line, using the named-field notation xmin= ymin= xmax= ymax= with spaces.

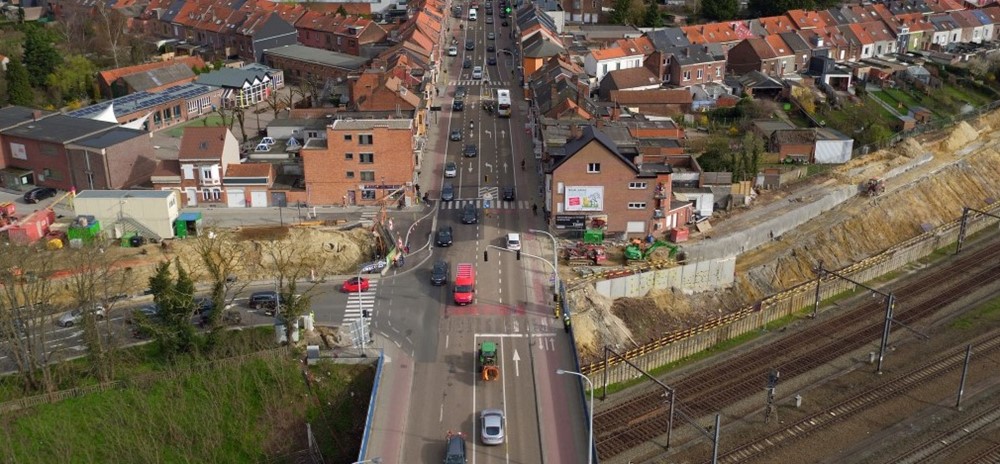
xmin=330 ymin=119 xmax=413 ymax=130
xmin=71 ymin=127 xmax=148 ymax=149
xmin=264 ymin=44 xmax=371 ymax=71
xmin=75 ymin=190 xmax=176 ymax=200
xmin=67 ymin=83 xmax=217 ymax=119
xmin=1 ymin=114 xmax=116 ymax=144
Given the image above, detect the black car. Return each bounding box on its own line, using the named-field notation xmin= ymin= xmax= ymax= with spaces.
xmin=463 ymin=144 xmax=478 ymax=158
xmin=455 ymin=87 xmax=467 ymax=99
xmin=453 ymin=100 xmax=465 ymax=111
xmin=487 ymin=44 xmax=495 ymax=52
xmin=462 ymin=203 xmax=478 ymax=224
xmin=502 ymin=187 xmax=515 ymax=201
xmin=249 ymin=291 xmax=279 ymax=315
xmin=22 ymin=187 xmax=57 ymax=204
xmin=436 ymin=226 xmax=454 ymax=247
xmin=486 ymin=13 xmax=493 ymax=21
xmin=441 ymin=183 xmax=455 ymax=201
xmin=463 ymin=58 xmax=472 ymax=69
xmin=199 ymin=308 xmax=242 ymax=328
xmin=466 ymin=40 xmax=475 ymax=51
xmin=501 ymin=19 xmax=508 ymax=26
xmin=488 ymin=56 xmax=497 ymax=66
xmin=450 ymin=130 xmax=463 ymax=141
xmin=430 ymin=260 xmax=450 ymax=286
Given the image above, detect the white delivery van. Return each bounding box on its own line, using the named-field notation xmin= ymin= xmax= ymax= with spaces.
xmin=469 ymin=8 xmax=478 ymax=20
xmin=506 ymin=233 xmax=521 ymax=251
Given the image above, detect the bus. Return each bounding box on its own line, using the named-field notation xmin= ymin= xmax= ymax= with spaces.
xmin=496 ymin=89 xmax=512 ymax=117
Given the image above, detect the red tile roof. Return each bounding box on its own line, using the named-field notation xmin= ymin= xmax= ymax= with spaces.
xmin=179 ymin=127 xmax=232 ymax=161
xmin=98 ymin=56 xmax=206 ymax=87
xmin=224 ymin=163 xmax=273 ymax=178
xmin=764 ymin=34 xmax=793 ymax=56
xmin=610 ymin=89 xmax=692 ymax=105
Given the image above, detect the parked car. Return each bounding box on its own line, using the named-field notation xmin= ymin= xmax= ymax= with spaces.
xmin=430 ymin=260 xmax=449 ymax=286
xmin=342 ymin=277 xmax=370 ymax=293
xmin=448 ymin=46 xmax=458 ymax=56
xmin=199 ymin=308 xmax=242 ymax=328
xmin=450 ymin=130 xmax=463 ymax=141
xmin=480 ymin=409 xmax=505 ymax=445
xmin=56 ymin=305 xmax=106 ymax=327
xmin=444 ymin=162 xmax=458 ymax=178
xmin=463 ymin=144 xmax=478 ymax=158
xmin=441 ymin=183 xmax=456 ymax=201
xmin=249 ymin=291 xmax=279 ymax=315
xmin=502 ymin=186 xmax=515 ymax=201
xmin=436 ymin=226 xmax=454 ymax=247
xmin=462 ymin=203 xmax=478 ymax=224
xmin=126 ymin=304 xmax=160 ymax=325
xmin=23 ymin=187 xmax=57 ymax=204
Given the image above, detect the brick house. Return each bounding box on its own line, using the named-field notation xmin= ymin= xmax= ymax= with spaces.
xmin=546 ymin=126 xmax=691 ymax=238
xmin=66 ymin=128 xmax=159 ymax=190
xmin=294 ymin=11 xmax=387 ymax=56
xmin=221 ymin=162 xmax=275 ymax=207
xmin=663 ymin=44 xmax=727 ymax=87
xmin=154 ymin=127 xmax=242 ymax=207
xmin=728 ymin=37 xmax=788 ymax=77
xmin=609 ymin=89 xmax=693 ymax=117
xmin=97 ymin=56 xmax=206 ymax=99
xmin=598 ymin=67 xmax=661 ymax=100
xmin=301 ymin=119 xmax=416 ymax=206
xmin=771 ymin=129 xmax=815 ymax=162
xmin=263 ymin=44 xmax=370 ymax=86
xmin=349 ymin=71 xmax=421 ymax=112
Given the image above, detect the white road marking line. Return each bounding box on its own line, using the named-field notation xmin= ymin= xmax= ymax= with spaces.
xmin=440 ymin=404 xmax=444 ymax=422
xmin=473 ymin=333 xmax=555 ymax=338
xmin=446 ymin=334 xmax=450 ymax=349
xmin=500 ymin=337 xmax=511 ymax=463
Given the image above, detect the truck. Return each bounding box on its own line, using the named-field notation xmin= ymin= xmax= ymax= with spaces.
xmin=562 ymin=242 xmax=608 ymax=266
xmin=453 ymin=263 xmax=475 ymax=305
xmin=479 ymin=341 xmax=499 ymax=381
xmin=624 ymin=239 xmax=680 ymax=265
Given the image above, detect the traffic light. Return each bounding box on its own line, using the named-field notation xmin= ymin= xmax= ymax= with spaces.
xmin=484 ymin=250 xmax=489 ymax=262
xmin=516 ymin=250 xmax=521 ymax=260
xmin=505 ymin=6 xmax=511 ymax=12
xmin=362 ymin=310 xmax=371 ymax=318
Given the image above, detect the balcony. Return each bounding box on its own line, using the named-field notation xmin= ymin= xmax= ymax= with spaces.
xmin=200 ymin=177 xmax=221 ymax=186
xmin=653 ymin=184 xmax=668 ymax=199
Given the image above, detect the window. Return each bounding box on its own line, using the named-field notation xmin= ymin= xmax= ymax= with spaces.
xmin=587 ymin=163 xmax=601 ymax=173
xmin=346 ymin=171 xmax=355 ymax=178
xmin=697 ymin=69 xmax=703 ymax=79
xmin=628 ymin=202 xmax=647 ymax=209
xmin=212 ymin=189 xmax=221 ymax=200
xmin=683 ymin=70 xmax=691 ymax=81
xmin=344 ymin=134 xmax=353 ymax=141
xmin=716 ymin=67 xmax=721 ymax=77
xmin=201 ymin=167 xmax=214 ymax=179
xmin=359 ymin=134 xmax=374 ymax=145
xmin=628 ymin=182 xmax=647 ymax=189
xmin=360 ymin=153 xmax=374 ymax=163
xmin=203 ymin=190 xmax=211 ymax=200
xmin=602 ymin=64 xmax=608 ymax=75
xmin=361 ymin=190 xmax=377 ymax=200
xmin=360 ymin=171 xmax=375 ymax=181
xmin=345 ymin=153 xmax=354 ymax=160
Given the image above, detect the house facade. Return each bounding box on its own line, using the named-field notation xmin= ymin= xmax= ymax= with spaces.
xmin=164 ymin=127 xmax=242 ymax=206
xmin=65 ymin=128 xmax=158 ymax=191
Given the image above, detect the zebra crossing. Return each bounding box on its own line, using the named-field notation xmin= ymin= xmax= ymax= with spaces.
xmin=343 ymin=279 xmax=379 ymax=324
xmin=440 ymin=199 xmax=533 ymax=210
xmin=478 ymin=186 xmax=499 ymax=199
xmin=449 ymin=80 xmax=511 ymax=87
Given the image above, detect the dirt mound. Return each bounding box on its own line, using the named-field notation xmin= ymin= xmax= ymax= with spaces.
xmin=568 ymin=285 xmax=634 ymax=361
xmin=941 ymin=121 xmax=979 ymax=152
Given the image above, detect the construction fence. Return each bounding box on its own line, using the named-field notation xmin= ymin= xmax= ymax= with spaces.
xmin=578 ymin=203 xmax=1000 ymax=385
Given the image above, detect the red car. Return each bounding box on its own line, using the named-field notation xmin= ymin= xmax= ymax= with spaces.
xmin=342 ymin=277 xmax=370 ymax=293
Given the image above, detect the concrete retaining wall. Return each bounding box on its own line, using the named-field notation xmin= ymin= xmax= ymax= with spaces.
xmin=594 ymin=257 xmax=736 ymax=299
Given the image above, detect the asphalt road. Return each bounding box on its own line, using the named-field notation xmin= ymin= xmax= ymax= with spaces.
xmin=365 ymin=4 xmax=591 ymax=462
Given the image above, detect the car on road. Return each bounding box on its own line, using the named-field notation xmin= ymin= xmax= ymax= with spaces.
xmin=341 ymin=277 xmax=371 ymax=293
xmin=455 ymin=87 xmax=467 ymax=99
xmin=56 ymin=305 xmax=106 ymax=327
xmin=194 ymin=296 xmax=234 ymax=315
xmin=472 ymin=66 xmax=483 ymax=79
xmin=249 ymin=291 xmax=279 ymax=315
xmin=487 ymin=44 xmax=495 ymax=52
xmin=448 ymin=46 xmax=458 ymax=56
xmin=198 ymin=307 xmax=242 ymax=328
xmin=506 ymin=233 xmax=521 ymax=251
xmin=465 ymin=40 xmax=475 ymax=51
xmin=487 ymin=32 xmax=495 ymax=40
xmin=436 ymin=225 xmax=454 ymax=247
xmin=502 ymin=186 xmax=515 ymax=201
xmin=23 ymin=187 xmax=58 ymax=204
xmin=463 ymin=144 xmax=478 ymax=158
xmin=461 ymin=203 xmax=478 ymax=224
xmin=501 ymin=19 xmax=508 ymax=26
xmin=126 ymin=304 xmax=160 ymax=325
xmin=450 ymin=130 xmax=463 ymax=141
xmin=441 ymin=183 xmax=456 ymax=201
xmin=444 ymin=432 xmax=467 ymax=463
xmin=431 ymin=260 xmax=450 ymax=286
xmin=480 ymin=409 xmax=505 ymax=445
xmin=463 ymin=58 xmax=472 ymax=69
xmin=487 ymin=56 xmax=497 ymax=66
xmin=452 ymin=100 xmax=464 ymax=111
xmin=444 ymin=162 xmax=458 ymax=178
xmin=485 ymin=15 xmax=493 ymax=23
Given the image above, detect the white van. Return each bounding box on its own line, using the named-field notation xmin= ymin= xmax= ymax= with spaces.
xmin=468 ymin=8 xmax=478 ymax=20
xmin=506 ymin=233 xmax=521 ymax=251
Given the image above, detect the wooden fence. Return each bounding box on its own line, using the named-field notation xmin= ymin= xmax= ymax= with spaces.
xmin=579 ymin=204 xmax=1000 ymax=385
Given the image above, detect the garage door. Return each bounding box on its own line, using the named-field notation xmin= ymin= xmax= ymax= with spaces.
xmin=626 ymin=221 xmax=646 ymax=234
xmin=250 ymin=191 xmax=268 ymax=207
xmin=227 ymin=189 xmax=246 ymax=208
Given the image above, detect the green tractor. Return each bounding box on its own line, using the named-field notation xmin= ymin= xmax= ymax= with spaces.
xmin=624 ymin=239 xmax=680 ymax=265
xmin=479 ymin=341 xmax=499 ymax=381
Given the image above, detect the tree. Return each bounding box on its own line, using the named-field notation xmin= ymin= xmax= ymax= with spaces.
xmin=701 ymin=0 xmax=739 ymax=20
xmin=256 ymin=237 xmax=325 ymax=343
xmin=0 ymin=244 xmax=60 ymax=393
xmin=694 ymin=135 xmax=733 ymax=172
xmin=5 ymin=58 xmax=33 ymax=105
xmin=94 ymin=2 xmax=129 ymax=69
xmin=609 ymin=0 xmax=633 ymax=25
xmin=145 ymin=260 xmax=198 ymax=360
xmin=22 ymin=25 xmax=63 ymax=87
xmin=643 ymin=1 xmax=665 ymax=27
xmin=190 ymin=229 xmax=252 ymax=339
xmin=45 ymin=54 xmax=97 ymax=102
xmin=336 ymin=5 xmax=348 ymax=16
xmin=737 ymin=132 xmax=765 ymax=182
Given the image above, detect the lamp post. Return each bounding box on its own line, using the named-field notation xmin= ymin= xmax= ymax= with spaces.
xmin=557 ymin=369 xmax=593 ymax=464
xmin=529 ymin=228 xmax=560 ymax=301
xmin=358 ymin=266 xmax=366 ymax=353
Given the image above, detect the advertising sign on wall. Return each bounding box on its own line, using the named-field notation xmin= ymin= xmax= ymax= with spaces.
xmin=564 ymin=186 xmax=604 ymax=211
xmin=554 ymin=215 xmax=586 ymax=230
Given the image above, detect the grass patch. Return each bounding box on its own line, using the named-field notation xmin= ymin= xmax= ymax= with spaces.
xmin=940 ymin=83 xmax=992 ymax=107
xmin=950 ymin=295 xmax=1000 ymax=330
xmin=163 ymin=114 xmax=226 ymax=138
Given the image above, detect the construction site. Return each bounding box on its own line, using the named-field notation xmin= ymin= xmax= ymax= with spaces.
xmin=564 ymin=115 xmax=1000 ymax=365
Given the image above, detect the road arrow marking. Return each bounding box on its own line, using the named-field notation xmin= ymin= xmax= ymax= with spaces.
xmin=503 ymin=162 xmax=508 ymax=173
xmin=512 ymin=349 xmax=521 ymax=377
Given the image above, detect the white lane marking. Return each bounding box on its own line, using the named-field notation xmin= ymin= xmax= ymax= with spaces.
xmin=440 ymin=404 xmax=444 ymax=422
xmin=472 ymin=335 xmax=478 ymax=464
xmin=393 ymin=339 xmax=402 ymax=348
xmin=445 ymin=334 xmax=450 ymax=349
xmin=512 ymin=349 xmax=521 ymax=377
xmin=511 ymin=319 xmax=519 ymax=333
xmin=474 ymin=333 xmax=555 ymax=338
xmin=500 ymin=337 xmax=511 ymax=463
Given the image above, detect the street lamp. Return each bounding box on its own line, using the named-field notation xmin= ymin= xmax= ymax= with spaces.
xmin=357 ymin=266 xmax=367 ymax=353
xmin=556 ymin=369 xmax=593 ymax=464
xmin=529 ymin=228 xmax=560 ymax=301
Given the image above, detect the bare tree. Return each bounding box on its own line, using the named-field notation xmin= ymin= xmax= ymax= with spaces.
xmin=189 ymin=229 xmax=253 ymax=338
xmin=54 ymin=5 xmax=98 ymax=56
xmin=94 ymin=2 xmax=129 ymax=69
xmin=256 ymin=237 xmax=326 ymax=342
xmin=0 ymin=244 xmax=60 ymax=393
xmin=213 ymin=104 xmax=248 ymax=145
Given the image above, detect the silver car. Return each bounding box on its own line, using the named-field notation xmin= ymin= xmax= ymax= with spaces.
xmin=445 ymin=162 xmax=458 ymax=178
xmin=57 ymin=305 xmax=106 ymax=327
xmin=480 ymin=409 xmax=505 ymax=445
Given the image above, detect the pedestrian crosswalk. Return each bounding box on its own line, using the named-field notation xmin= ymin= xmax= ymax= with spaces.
xmin=478 ymin=186 xmax=499 ymax=199
xmin=343 ymin=279 xmax=379 ymax=324
xmin=450 ymin=80 xmax=511 ymax=87
xmin=439 ymin=199 xmax=533 ymax=210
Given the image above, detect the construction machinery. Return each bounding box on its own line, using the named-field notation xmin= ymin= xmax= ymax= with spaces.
xmin=562 ymin=242 xmax=608 ymax=266
xmin=479 ymin=341 xmax=500 ymax=381
xmin=863 ymin=178 xmax=885 ymax=197
xmin=0 ymin=202 xmax=15 ymax=227
xmin=624 ymin=239 xmax=680 ymax=265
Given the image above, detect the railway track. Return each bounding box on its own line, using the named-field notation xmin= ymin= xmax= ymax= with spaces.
xmin=593 ymin=239 xmax=1000 ymax=461
xmin=714 ymin=333 xmax=1000 ymax=463
xmin=961 ymin=443 xmax=1000 ymax=464
xmin=887 ymin=405 xmax=1000 ymax=464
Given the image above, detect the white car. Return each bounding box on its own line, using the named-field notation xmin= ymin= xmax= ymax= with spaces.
xmin=480 ymin=409 xmax=505 ymax=445
xmin=472 ymin=66 xmax=483 ymax=79
xmin=444 ymin=162 xmax=458 ymax=178
xmin=448 ymin=46 xmax=458 ymax=56
xmin=506 ymin=233 xmax=521 ymax=251
xmin=57 ymin=305 xmax=106 ymax=327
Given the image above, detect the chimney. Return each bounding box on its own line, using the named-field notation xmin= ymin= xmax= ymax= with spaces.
xmin=570 ymin=124 xmax=581 ymax=139
xmin=683 ymin=47 xmax=690 ymax=57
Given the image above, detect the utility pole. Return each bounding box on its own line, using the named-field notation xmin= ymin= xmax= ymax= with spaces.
xmin=764 ymin=369 xmax=779 ymax=424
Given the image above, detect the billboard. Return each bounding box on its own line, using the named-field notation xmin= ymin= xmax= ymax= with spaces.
xmin=554 ymin=215 xmax=586 ymax=230
xmin=564 ymin=186 xmax=603 ymax=212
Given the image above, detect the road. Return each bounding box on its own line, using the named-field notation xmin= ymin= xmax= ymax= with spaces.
xmin=364 ymin=3 xmax=590 ymax=462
